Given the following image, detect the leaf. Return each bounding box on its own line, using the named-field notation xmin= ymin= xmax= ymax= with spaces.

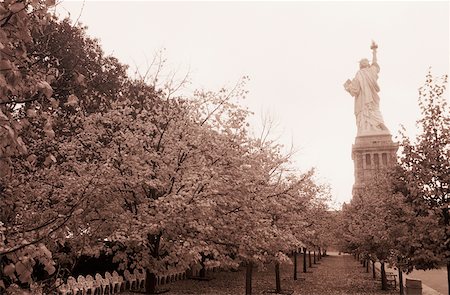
xmin=19 ymin=118 xmax=29 ymax=128
xmin=0 ymin=74 xmax=6 ymax=87
xmin=16 ymin=136 xmax=27 ymax=154
xmin=65 ymin=94 xmax=79 ymax=107
xmin=44 ymin=154 xmax=56 ymax=166
xmin=0 ymin=109 xmax=8 ymax=120
xmin=9 ymin=2 xmax=25 ymax=13
xmin=37 ymin=80 xmax=53 ymax=99
xmin=45 ymin=0 xmax=56 ymax=7
xmin=3 ymin=263 xmax=15 ymax=278
xmin=3 ymin=124 xmax=14 ymax=138
xmin=27 ymin=154 xmax=37 ymax=165
xmin=0 ymin=29 xmax=6 ymax=41
xmin=12 ymin=120 xmax=22 ymax=131
xmin=0 ymin=59 xmax=11 ymax=71
xmin=0 ymin=5 xmax=8 ymax=15
xmin=39 ymin=244 xmax=52 ymax=258
xmin=75 ymin=73 xmax=86 ymax=86
xmin=74 ymin=208 xmax=84 ymax=215
xmin=44 ymin=128 xmax=55 ymax=139
xmin=18 ymin=269 xmax=32 ymax=284
xmin=44 ymin=120 xmax=55 ymax=139
xmin=26 ymin=109 xmax=36 ymax=118
xmin=44 ymin=264 xmax=55 ymax=275
xmin=15 ymin=260 xmax=32 ymax=284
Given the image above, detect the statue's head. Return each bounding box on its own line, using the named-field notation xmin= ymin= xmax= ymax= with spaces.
xmin=359 ymin=58 xmax=370 ymax=69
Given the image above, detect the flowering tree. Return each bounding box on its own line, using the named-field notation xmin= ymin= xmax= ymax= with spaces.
xmin=398 ymin=72 xmax=449 ymax=293
xmin=0 ymin=1 xmax=63 ymax=292
xmin=0 ymin=4 xmax=130 ymax=292
xmin=1 ymin=4 xmax=330 ymax=295
xmin=338 ymin=73 xmax=448 ymax=291
xmin=338 ymin=168 xmax=416 ymax=290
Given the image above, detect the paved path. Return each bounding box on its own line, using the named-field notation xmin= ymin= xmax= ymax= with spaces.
xmin=125 ymin=252 xmax=397 ymax=294
xmin=299 ymin=253 xmax=395 ymax=295
xmin=407 ymin=268 xmax=447 ymax=295
xmin=375 ymin=262 xmax=446 ymax=295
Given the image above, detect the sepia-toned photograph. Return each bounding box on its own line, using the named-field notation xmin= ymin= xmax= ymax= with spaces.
xmin=0 ymin=1 xmax=448 ymax=294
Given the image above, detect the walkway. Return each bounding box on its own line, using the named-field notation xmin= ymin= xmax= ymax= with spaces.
xmin=375 ymin=262 xmax=446 ymax=295
xmin=407 ymin=268 xmax=447 ymax=295
xmin=126 ymin=252 xmax=397 ymax=294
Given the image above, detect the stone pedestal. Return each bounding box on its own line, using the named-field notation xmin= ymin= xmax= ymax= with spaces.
xmin=351 ymin=133 xmax=398 ymax=197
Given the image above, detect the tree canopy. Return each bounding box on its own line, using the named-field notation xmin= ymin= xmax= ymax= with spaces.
xmin=0 ymin=2 xmax=332 ymax=294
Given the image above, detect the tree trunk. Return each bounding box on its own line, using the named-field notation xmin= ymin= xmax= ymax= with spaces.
xmin=145 ymin=270 xmax=157 ymax=294
xmin=293 ymin=251 xmax=298 ymax=280
xmin=372 ymin=260 xmax=376 ymax=279
xmin=199 ymin=253 xmax=207 ymax=278
xmin=199 ymin=266 xmax=206 ymax=278
xmin=318 ymin=247 xmax=322 ymax=260
xmin=303 ymin=248 xmax=307 ymax=273
xmin=313 ymin=251 xmax=316 ymax=264
xmin=447 ymin=261 xmax=450 ymax=295
xmin=275 ymin=262 xmax=282 ymax=293
xmin=366 ymin=259 xmax=369 ymax=273
xmin=443 ymin=208 xmax=450 ymax=295
xmin=398 ymin=267 xmax=404 ymax=295
xmin=145 ymin=232 xmax=162 ymax=294
xmin=308 ymin=251 xmax=312 ymax=267
xmin=246 ymin=262 xmax=253 ymax=295
xmin=363 ymin=259 xmax=366 ymax=267
xmin=381 ymin=262 xmax=387 ymax=291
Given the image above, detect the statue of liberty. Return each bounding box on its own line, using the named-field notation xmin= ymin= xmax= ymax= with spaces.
xmin=344 ymin=41 xmax=389 ymax=136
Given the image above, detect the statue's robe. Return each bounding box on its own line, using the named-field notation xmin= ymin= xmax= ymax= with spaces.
xmin=345 ymin=63 xmax=389 ymax=136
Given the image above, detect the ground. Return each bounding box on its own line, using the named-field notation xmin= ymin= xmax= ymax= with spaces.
xmin=374 ymin=262 xmax=446 ymax=295
xmin=406 ymin=268 xmax=447 ymax=295
xmin=124 ymin=252 xmax=397 ymax=295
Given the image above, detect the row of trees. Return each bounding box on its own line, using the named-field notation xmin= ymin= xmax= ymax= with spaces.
xmin=338 ymin=73 xmax=449 ymax=294
xmin=0 ymin=1 xmax=334 ymax=294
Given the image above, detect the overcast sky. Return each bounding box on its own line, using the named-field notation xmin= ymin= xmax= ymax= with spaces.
xmin=57 ymin=1 xmax=449 ymax=208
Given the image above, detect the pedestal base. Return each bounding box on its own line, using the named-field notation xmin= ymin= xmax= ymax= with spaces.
xmin=351 ymin=134 xmax=398 ymax=197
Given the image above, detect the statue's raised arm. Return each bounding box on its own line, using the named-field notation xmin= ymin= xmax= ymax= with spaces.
xmin=343 ymin=41 xmax=389 ymax=136
xmin=370 ymin=41 xmax=378 ymax=66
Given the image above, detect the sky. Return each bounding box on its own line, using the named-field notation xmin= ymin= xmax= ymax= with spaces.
xmin=56 ymin=1 xmax=449 ymax=208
